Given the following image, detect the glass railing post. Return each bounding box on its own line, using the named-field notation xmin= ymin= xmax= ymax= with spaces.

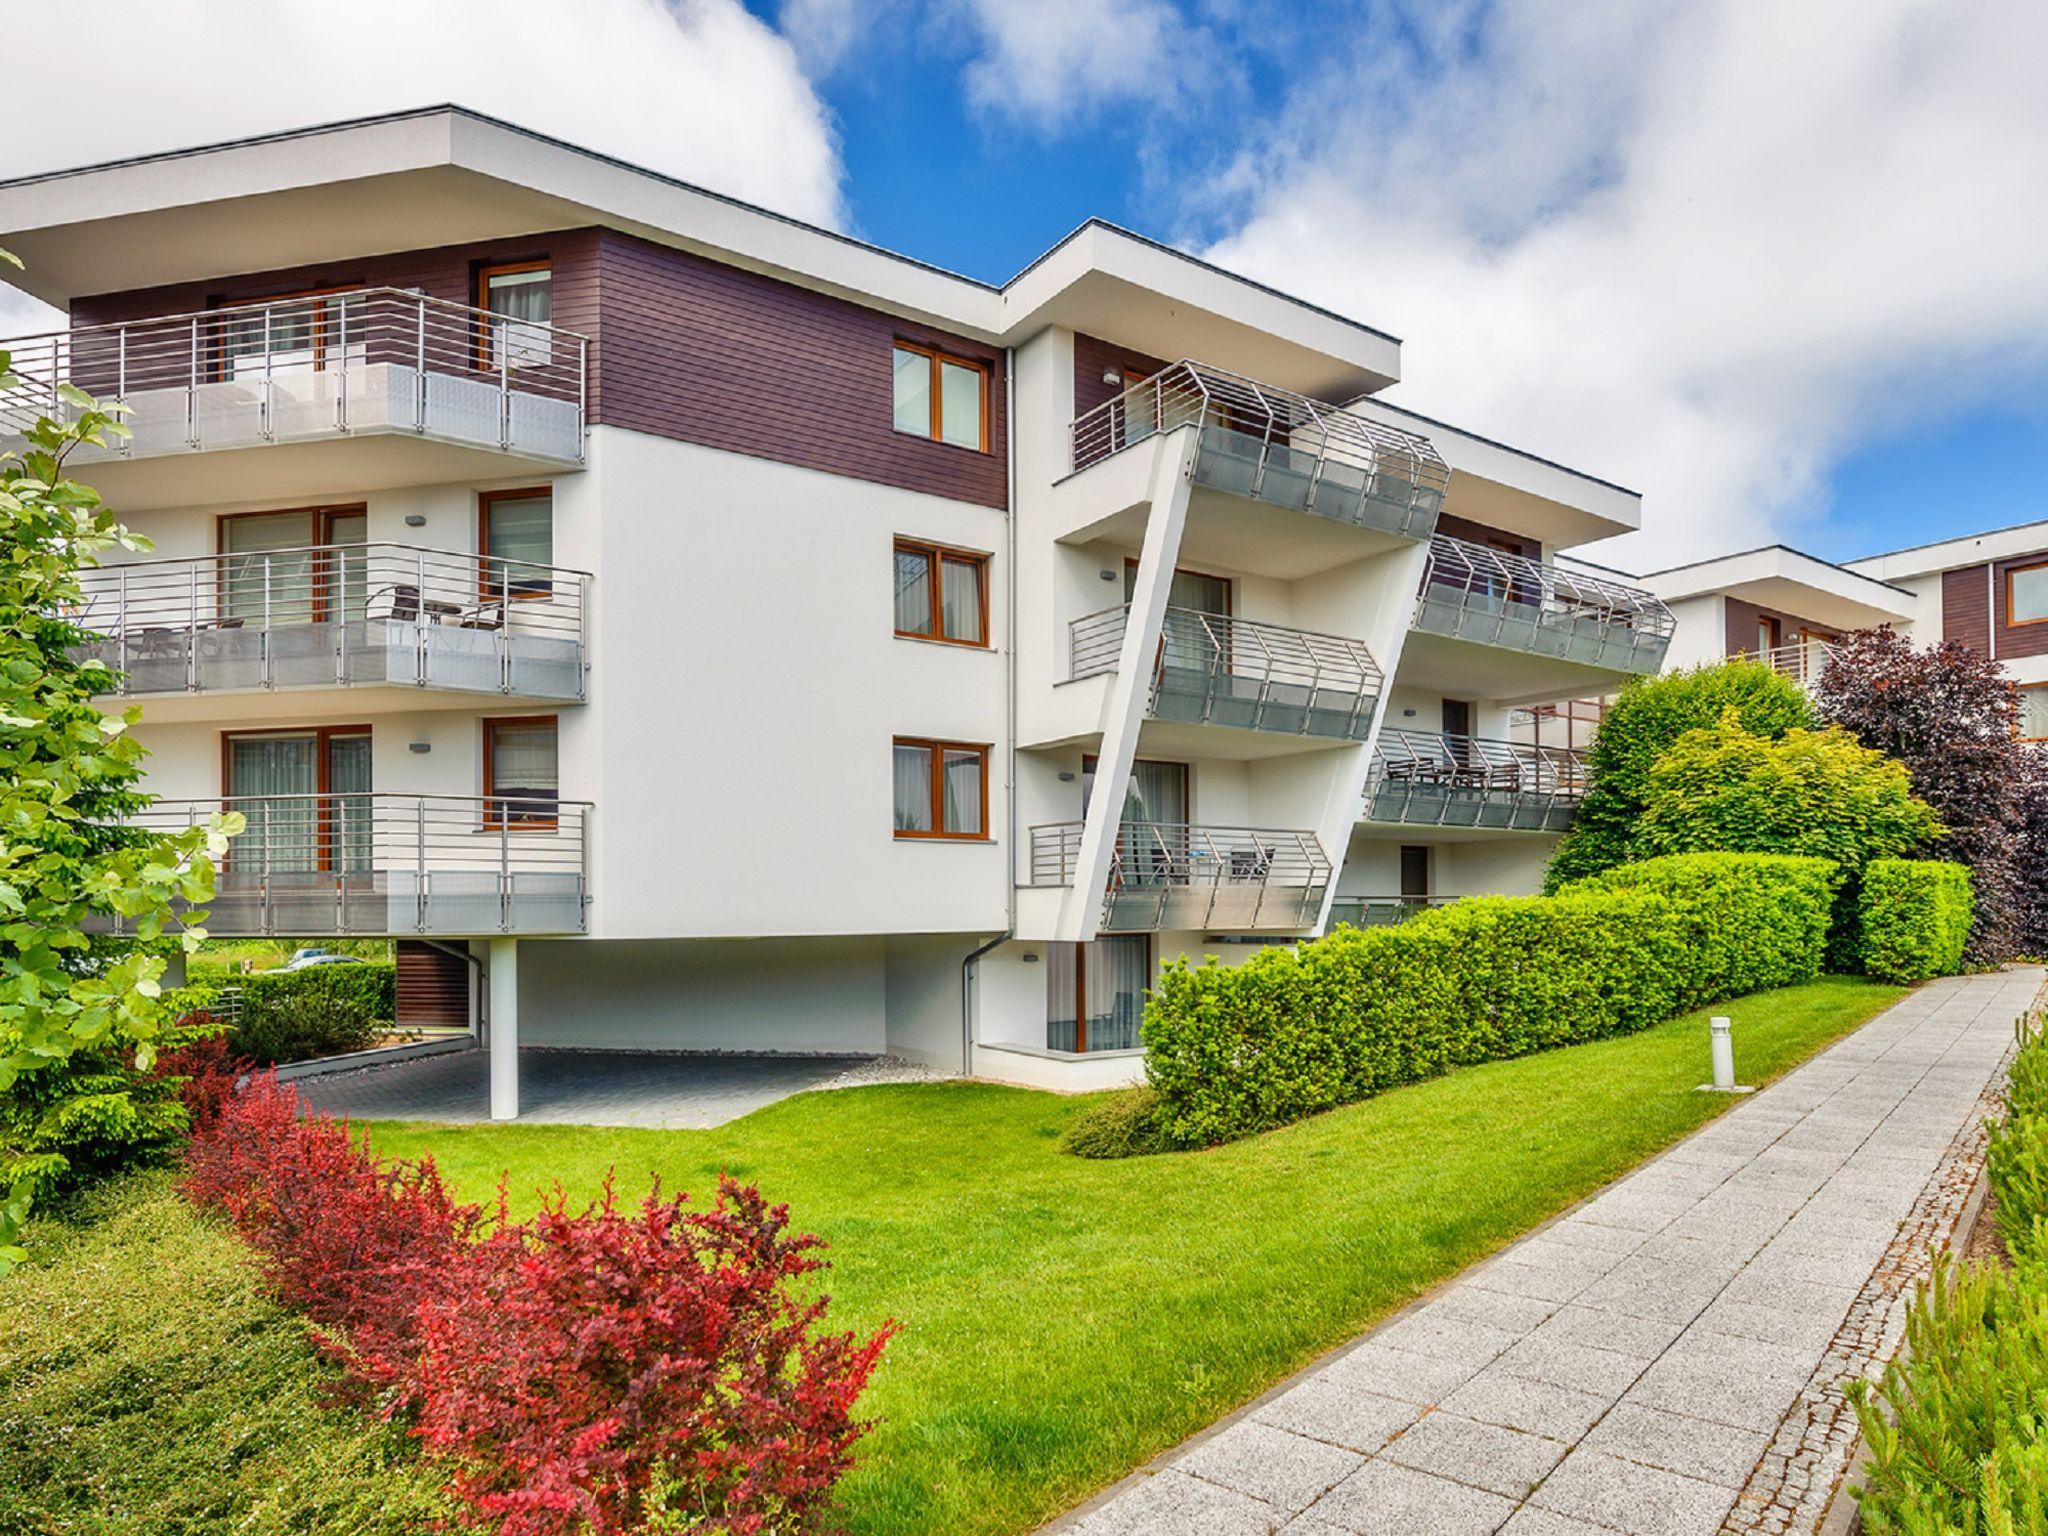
xmin=260 ymin=304 xmax=274 ymax=441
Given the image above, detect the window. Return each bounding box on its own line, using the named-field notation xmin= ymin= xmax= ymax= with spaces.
xmin=222 ymin=724 xmax=372 ymax=874
xmin=892 ymin=738 xmax=987 ymax=839
xmin=479 ymin=261 xmax=552 ymax=370
xmin=2021 ymin=686 xmax=2048 ymax=743
xmin=212 ymin=287 xmax=365 ymax=381
xmin=480 ymin=488 xmax=554 ymax=600
xmin=218 ymin=505 xmax=367 ymax=625
xmin=1047 ymin=936 xmax=1151 ymax=1052
xmin=485 ymin=717 xmax=559 ymax=829
xmin=2010 ymin=561 xmax=2048 ymax=627
xmin=893 ymin=539 xmax=988 ymax=646
xmin=892 ymin=342 xmax=988 ymax=451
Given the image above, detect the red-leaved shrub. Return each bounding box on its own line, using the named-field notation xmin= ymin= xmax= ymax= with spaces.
xmin=153 ymin=1021 xmax=248 ymax=1134
xmin=183 ymin=1074 xmax=892 ymax=1532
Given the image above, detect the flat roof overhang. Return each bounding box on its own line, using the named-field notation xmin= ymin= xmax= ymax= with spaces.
xmin=1642 ymin=546 xmax=1917 ymax=630
xmin=0 ymin=107 xmax=1399 ymax=400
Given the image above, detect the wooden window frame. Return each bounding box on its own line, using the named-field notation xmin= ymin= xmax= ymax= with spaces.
xmin=475 ymin=259 xmax=553 ymax=370
xmin=1059 ymin=934 xmax=1153 ymax=1055
xmin=478 ymin=486 xmax=556 ymax=602
xmin=2019 ymin=683 xmax=2048 ymax=744
xmin=893 ymin=537 xmax=990 ymax=647
xmin=483 ymin=715 xmax=561 ymax=832
xmin=220 ymin=723 xmax=371 ymax=874
xmin=215 ymin=503 xmax=367 ymax=625
xmin=206 ymin=283 xmax=360 ymax=381
xmin=2007 ymin=559 xmax=2048 ymax=629
xmin=1121 ymin=557 xmax=1234 ymax=617
xmin=892 ymin=340 xmax=992 ymax=453
xmin=892 ymin=737 xmax=990 ymax=841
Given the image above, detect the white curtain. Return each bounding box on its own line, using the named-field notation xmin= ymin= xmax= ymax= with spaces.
xmin=941 ymin=749 xmax=982 ymax=836
xmin=1084 ymin=937 xmax=1149 ymax=1051
xmin=228 ymin=735 xmax=318 ymax=872
xmin=939 ymin=555 xmax=981 ymax=643
xmin=328 ymin=735 xmax=372 ymax=872
xmin=487 ymin=271 xmax=553 ymax=370
xmin=892 ymin=347 xmax=930 ymax=436
xmin=486 ymin=493 xmax=554 ymax=599
xmin=938 ymin=359 xmax=982 ymax=449
xmin=222 ymin=511 xmax=315 ymax=625
xmin=894 ymin=548 xmax=932 ymax=635
xmin=1045 ymin=942 xmax=1079 ymax=1051
xmin=492 ymin=722 xmax=558 ymax=824
xmin=893 ymin=743 xmax=932 ymax=832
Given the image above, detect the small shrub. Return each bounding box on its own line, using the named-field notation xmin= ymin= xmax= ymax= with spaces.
xmin=230 ymin=961 xmax=395 ymax=1064
xmin=183 ymin=1074 xmax=893 ymax=1532
xmin=1989 ymin=1015 xmax=2048 ymax=1262
xmin=1857 ymin=860 xmax=1974 ymax=985
xmin=1060 ymin=1086 xmax=1171 ymax=1159
xmin=1578 ymin=853 xmax=1839 ymax=1008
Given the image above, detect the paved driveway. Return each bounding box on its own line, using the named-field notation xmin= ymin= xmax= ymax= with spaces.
xmin=296 ymin=1047 xmax=887 ymax=1129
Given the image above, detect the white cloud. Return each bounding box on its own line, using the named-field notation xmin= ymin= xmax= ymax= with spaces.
xmin=1201 ymin=0 xmax=2048 ymax=566
xmin=0 ymin=0 xmax=845 ymax=330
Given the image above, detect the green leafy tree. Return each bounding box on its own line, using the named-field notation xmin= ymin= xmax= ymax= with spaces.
xmin=1633 ymin=710 xmax=1941 ymax=864
xmin=0 ymin=314 xmax=240 ymax=1268
xmin=1544 ymin=659 xmax=1813 ymax=890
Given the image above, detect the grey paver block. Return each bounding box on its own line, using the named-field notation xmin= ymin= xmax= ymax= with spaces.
xmin=1250 ymin=1378 xmax=1424 ymax=1454
xmin=1441 ymin=1368 xmax=1613 ymax=1441
xmin=1431 ymin=1284 xmax=1559 ymax=1336
xmin=1493 ymin=1334 xmax=1648 ymax=1398
xmin=1495 ymin=1510 xmax=1616 ymax=1536
xmin=1319 ymin=1344 xmax=1482 ymax=1406
xmin=1467 ymin=1259 xmax=1599 ymax=1305
xmin=1178 ymin=1421 xmax=1365 ymax=1513
xmin=1073 ymin=1469 xmax=1282 ymax=1535
xmin=1628 ymin=1352 xmax=1810 ymax=1434
xmin=1530 ymin=1304 xmax=1691 ymax=1360
xmin=1531 ymin=1449 xmax=1737 ymax=1536
xmin=1380 ymin=1411 xmax=1569 ymax=1499
xmin=1374 ymin=1311 xmax=1520 ymax=1368
xmin=1305 ymin=1459 xmax=1517 ymax=1535
xmin=1578 ymin=1400 xmax=1772 ymax=1489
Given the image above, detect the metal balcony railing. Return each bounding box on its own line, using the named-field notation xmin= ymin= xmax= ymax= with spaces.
xmin=1069 ymin=603 xmax=1385 ymax=740
xmin=0 ymin=287 xmax=587 ymax=464
xmin=1365 ymin=729 xmax=1589 ymax=832
xmin=1414 ymin=535 xmax=1675 ymax=673
xmin=85 ymin=794 xmax=590 ymax=938
xmin=1069 ymin=361 xmax=1449 ymax=541
xmin=1745 ymin=640 xmax=1836 ymax=691
xmin=1327 ymin=895 xmax=1457 ymax=928
xmin=1030 ymin=819 xmax=1332 ymax=932
xmin=67 ymin=543 xmax=588 ymax=701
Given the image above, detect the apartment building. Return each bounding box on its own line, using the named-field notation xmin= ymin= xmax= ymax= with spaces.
xmin=0 ymin=107 xmax=1669 ymax=1107
xmin=1641 ymin=529 xmax=2048 ymax=736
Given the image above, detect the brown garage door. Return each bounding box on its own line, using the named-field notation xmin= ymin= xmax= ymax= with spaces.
xmin=396 ymin=940 xmax=469 ymax=1029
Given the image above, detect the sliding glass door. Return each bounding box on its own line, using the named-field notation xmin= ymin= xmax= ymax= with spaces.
xmin=1046 ymin=936 xmax=1151 ymax=1052
xmin=219 ymin=506 xmax=367 ymax=626
xmin=224 ymin=727 xmax=372 ymax=874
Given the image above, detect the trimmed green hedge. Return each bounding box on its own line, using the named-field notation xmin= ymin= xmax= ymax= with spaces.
xmin=1141 ymin=859 xmax=1841 ymax=1150
xmin=231 ymin=962 xmax=397 ymax=1065
xmin=1576 ymin=853 xmax=1839 ymax=1009
xmin=1857 ymin=860 xmax=1973 ymax=985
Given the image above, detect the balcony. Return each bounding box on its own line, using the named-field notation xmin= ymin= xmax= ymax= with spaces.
xmin=0 ymin=289 xmax=586 ymax=507
xmin=1069 ymin=605 xmax=1385 ymax=740
xmin=1746 ymin=640 xmax=1836 ymax=693
xmin=1327 ymin=895 xmax=1455 ymax=928
xmin=1413 ymin=536 xmax=1674 ymax=675
xmin=1069 ymin=361 xmax=1449 ymax=542
xmin=70 ymin=544 xmax=587 ymax=704
xmin=1365 ymin=730 xmax=1589 ymax=832
xmin=88 ymin=794 xmax=589 ymax=938
xmin=1031 ymin=820 xmax=1333 ymax=932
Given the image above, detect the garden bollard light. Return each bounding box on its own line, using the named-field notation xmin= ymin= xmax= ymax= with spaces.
xmin=1711 ymin=1015 xmax=1735 ymax=1091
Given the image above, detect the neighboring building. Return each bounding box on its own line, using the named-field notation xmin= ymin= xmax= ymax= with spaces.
xmin=0 ymin=107 xmax=1669 ymax=1104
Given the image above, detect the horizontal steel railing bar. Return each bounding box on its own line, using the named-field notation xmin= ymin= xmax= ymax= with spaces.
xmin=1369 ymin=728 xmax=1590 ymax=797
xmin=1067 ymin=603 xmax=1385 ymax=692
xmin=71 ymin=543 xmax=589 ymax=647
xmin=1418 ymin=533 xmax=1675 ymax=635
xmin=1327 ymin=895 xmax=1457 ymax=927
xmin=1746 ymin=640 xmax=1837 ymax=684
xmin=1028 ymin=819 xmax=1333 ymax=888
xmin=1070 ymin=359 xmax=1450 ymax=497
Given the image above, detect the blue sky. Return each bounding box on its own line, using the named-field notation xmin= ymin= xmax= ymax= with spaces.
xmin=2 ymin=0 xmax=2041 ymax=571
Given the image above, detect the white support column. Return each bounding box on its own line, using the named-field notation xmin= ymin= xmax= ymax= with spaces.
xmin=1056 ymin=428 xmax=1196 ymax=943
xmin=488 ymin=937 xmax=519 ymax=1121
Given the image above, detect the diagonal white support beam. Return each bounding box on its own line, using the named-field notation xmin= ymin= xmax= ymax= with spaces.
xmin=1056 ymin=427 xmax=1197 ymax=943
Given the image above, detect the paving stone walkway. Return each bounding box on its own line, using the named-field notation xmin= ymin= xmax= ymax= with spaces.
xmin=1056 ymin=968 xmax=2040 ymax=1536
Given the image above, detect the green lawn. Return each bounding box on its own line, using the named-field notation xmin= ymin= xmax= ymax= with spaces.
xmin=0 ymin=977 xmax=1902 ymax=1535
xmin=360 ymin=975 xmax=1904 ymax=1536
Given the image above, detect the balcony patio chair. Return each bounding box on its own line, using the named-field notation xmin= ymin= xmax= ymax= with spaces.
xmin=455 ymin=598 xmax=507 ymax=631
xmin=364 ymin=583 xmax=424 ymax=624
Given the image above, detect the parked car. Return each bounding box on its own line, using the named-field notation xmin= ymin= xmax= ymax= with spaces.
xmin=281 ymin=948 xmax=367 ymax=972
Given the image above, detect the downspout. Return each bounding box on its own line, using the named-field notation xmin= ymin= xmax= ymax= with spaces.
xmin=961 ymin=345 xmax=1022 ymax=1077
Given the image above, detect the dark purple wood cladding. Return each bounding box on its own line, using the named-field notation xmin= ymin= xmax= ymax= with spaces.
xmin=1723 ymin=597 xmax=1839 ymax=657
xmin=1988 ymin=553 xmax=2048 ymax=658
xmin=1944 ymin=566 xmax=1991 ymax=651
xmin=1074 ymin=333 xmax=1167 ymax=423
xmin=594 ymin=231 xmax=1006 ymax=509
xmin=68 ymin=226 xmax=1010 ymax=509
